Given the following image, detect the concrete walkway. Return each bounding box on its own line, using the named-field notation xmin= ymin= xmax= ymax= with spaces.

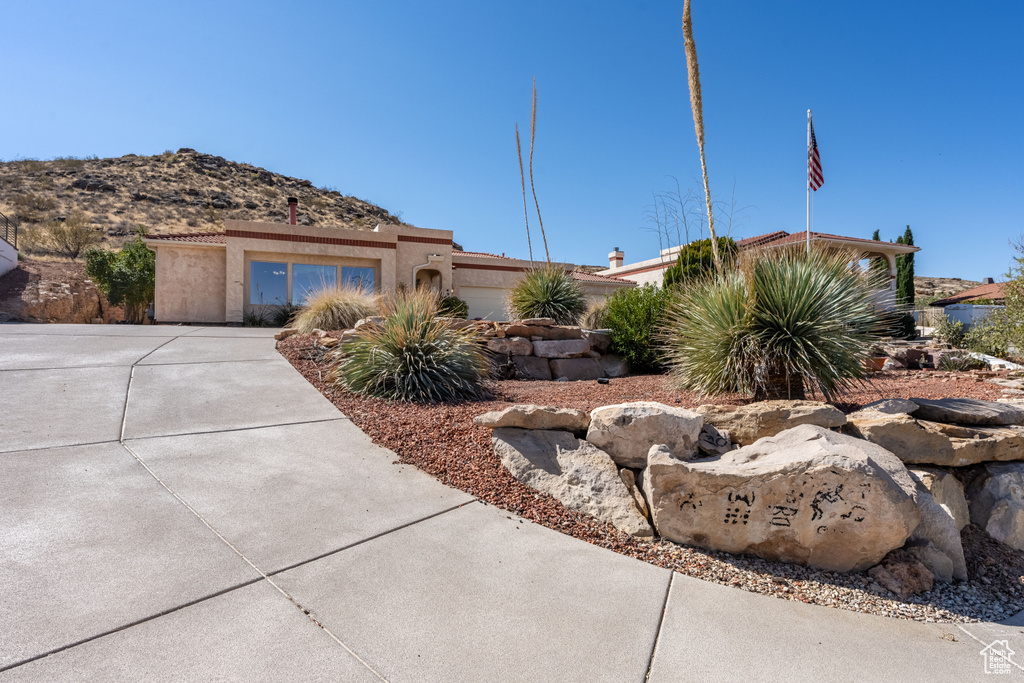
xmin=1 ymin=323 xmax=1021 ymax=681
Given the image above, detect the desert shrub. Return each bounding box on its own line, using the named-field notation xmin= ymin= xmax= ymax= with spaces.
xmin=290 ymin=286 xmax=377 ymax=333
xmin=938 ymin=353 xmax=984 ymax=372
xmin=603 ymin=284 xmax=671 ymax=372
xmin=46 ymin=211 xmax=100 ymax=260
xmin=16 ymin=225 xmax=48 ymax=254
xmin=892 ymin=312 xmax=917 ymax=340
xmin=329 ymin=289 xmax=489 ymax=403
xmin=661 ymin=246 xmax=891 ymax=401
xmin=438 ymin=294 xmax=469 ymax=318
xmin=581 ymin=299 xmax=607 ymax=330
xmin=85 ymin=235 xmax=155 ymax=324
xmin=507 ymin=263 xmax=586 ymax=325
xmin=243 ymin=308 xmax=271 ymax=327
xmin=662 ymin=236 xmax=738 ymax=289
xmin=10 ymin=192 xmax=57 ymax=223
xmin=933 ymin=315 xmax=966 ymax=348
xmin=964 ymin=312 xmax=1014 ymax=359
xmin=272 ymin=303 xmax=302 ymax=328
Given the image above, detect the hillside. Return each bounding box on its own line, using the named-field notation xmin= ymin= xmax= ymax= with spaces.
xmin=0 ymin=149 xmax=403 ymax=248
xmin=914 ymin=276 xmax=982 ymax=300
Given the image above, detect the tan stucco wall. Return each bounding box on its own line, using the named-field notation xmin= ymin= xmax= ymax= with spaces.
xmin=153 ymin=245 xmax=227 ymax=323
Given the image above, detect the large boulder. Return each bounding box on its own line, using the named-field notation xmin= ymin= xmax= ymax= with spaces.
xmin=908 ymin=466 xmax=970 ymax=531
xmin=587 ymin=402 xmax=702 ymax=467
xmin=512 ymin=355 xmax=552 ymax=380
xmin=967 ymin=462 xmax=1024 ymax=549
xmin=599 ymin=354 xmax=631 ymax=378
xmin=862 ymin=398 xmax=919 ymax=415
xmin=696 ymin=401 xmax=847 ymax=446
xmin=847 ymin=410 xmax=1024 ymax=467
xmin=643 ymin=425 xmax=921 ymax=572
xmin=474 ymin=404 xmax=589 ymax=433
xmin=491 ymin=428 xmax=653 ymax=538
xmin=549 ymin=358 xmax=605 ymax=382
xmin=503 ymin=324 xmax=583 ymax=341
xmin=906 ymin=490 xmax=967 ymax=582
xmin=910 ymin=397 xmax=1024 ymax=426
xmin=532 ymin=339 xmax=591 ymax=359
xmin=486 ymin=337 xmax=534 ymax=356
xmin=582 ymin=329 xmax=612 ymax=352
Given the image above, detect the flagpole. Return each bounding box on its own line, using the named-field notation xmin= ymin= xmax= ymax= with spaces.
xmin=806 ymin=109 xmax=811 ymax=254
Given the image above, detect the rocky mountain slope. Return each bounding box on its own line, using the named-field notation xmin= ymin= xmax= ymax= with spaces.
xmin=0 ymin=149 xmax=403 ymax=245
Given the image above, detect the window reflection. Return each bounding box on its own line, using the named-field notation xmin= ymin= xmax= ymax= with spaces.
xmin=250 ymin=262 xmax=287 ymax=305
xmin=292 ymin=264 xmax=337 ymax=304
xmin=341 ymin=267 xmax=375 ymax=293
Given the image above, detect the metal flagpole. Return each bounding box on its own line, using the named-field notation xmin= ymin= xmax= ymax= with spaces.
xmin=806 ymin=109 xmax=811 ymax=254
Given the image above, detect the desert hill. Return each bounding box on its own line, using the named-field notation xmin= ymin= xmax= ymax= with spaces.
xmin=0 ymin=149 xmax=403 ymax=248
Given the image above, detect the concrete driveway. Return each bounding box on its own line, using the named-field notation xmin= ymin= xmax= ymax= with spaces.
xmin=1 ymin=323 xmax=1021 ymax=681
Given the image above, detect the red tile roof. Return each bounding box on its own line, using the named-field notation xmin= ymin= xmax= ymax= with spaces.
xmin=452 ymin=250 xmax=517 ymax=260
xmin=571 ymin=270 xmax=636 ymax=285
xmin=146 ymin=232 xmax=227 ymax=244
xmin=736 ymin=231 xmax=789 ymax=248
xmin=736 ymin=230 xmax=918 ymax=251
xmin=930 ymin=281 xmax=1008 ymax=307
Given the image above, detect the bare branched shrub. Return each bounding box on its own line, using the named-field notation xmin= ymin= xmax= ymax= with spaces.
xmin=46 ymin=211 xmax=100 ymax=260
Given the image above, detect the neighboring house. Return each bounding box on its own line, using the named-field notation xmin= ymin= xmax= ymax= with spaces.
xmin=929 ymin=279 xmax=1008 ymax=330
xmin=598 ymin=230 xmax=920 ymax=293
xmin=144 ymin=201 xmax=634 ymax=323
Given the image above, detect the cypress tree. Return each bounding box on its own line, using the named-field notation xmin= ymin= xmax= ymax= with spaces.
xmin=896 ymin=225 xmax=915 ymax=307
xmin=869 ymin=230 xmax=887 ymax=275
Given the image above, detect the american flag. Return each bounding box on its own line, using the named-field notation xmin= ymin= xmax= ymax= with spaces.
xmin=808 ymin=115 xmax=823 ymax=191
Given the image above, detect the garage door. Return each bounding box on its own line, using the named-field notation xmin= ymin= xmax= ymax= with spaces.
xmin=460 ymin=286 xmax=509 ymax=321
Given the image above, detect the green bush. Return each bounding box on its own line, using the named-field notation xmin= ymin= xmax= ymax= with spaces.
xmin=893 ymin=312 xmax=917 ymax=340
xmin=661 ymin=247 xmax=890 ymax=401
xmin=933 ymin=315 xmax=966 ymax=348
xmin=603 ymin=284 xmax=671 ymax=372
xmin=964 ymin=312 xmax=1013 ymax=359
xmin=507 ymin=264 xmax=586 ymax=325
xmin=84 ymin=235 xmax=155 ymax=324
xmin=663 ymin=237 xmax=737 ymax=289
xmin=290 ymin=286 xmax=377 ymax=333
xmin=438 ymin=294 xmax=469 ymax=319
xmin=329 ymin=289 xmax=489 ymax=403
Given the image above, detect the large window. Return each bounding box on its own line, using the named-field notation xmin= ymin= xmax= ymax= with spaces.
xmin=292 ymin=264 xmax=337 ymax=304
xmin=341 ymin=266 xmax=375 ymax=293
xmin=250 ymin=261 xmax=287 ymax=305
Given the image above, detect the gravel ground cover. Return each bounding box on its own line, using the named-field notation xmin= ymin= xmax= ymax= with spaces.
xmin=279 ymin=333 xmax=1024 ymax=623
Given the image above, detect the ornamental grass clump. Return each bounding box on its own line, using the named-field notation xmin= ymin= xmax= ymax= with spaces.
xmin=290 ymin=285 xmax=377 ymax=333
xmin=661 ymin=246 xmax=892 ymax=401
xmin=329 ymin=289 xmax=490 ymax=403
xmin=508 ymin=263 xmax=586 ymax=325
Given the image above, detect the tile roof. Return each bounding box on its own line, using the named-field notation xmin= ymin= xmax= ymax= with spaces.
xmin=452 ymin=250 xmax=517 ymax=260
xmin=571 ymin=270 xmax=636 ymax=285
xmin=736 ymin=231 xmax=790 ymax=248
xmin=765 ymin=231 xmax=919 ymax=250
xmin=146 ymin=232 xmax=227 ymax=244
xmin=930 ymin=281 xmax=1008 ymax=307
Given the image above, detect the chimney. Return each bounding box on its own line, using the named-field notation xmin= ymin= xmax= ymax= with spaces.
xmin=609 ymin=247 xmax=624 ymax=269
xmin=983 ymin=277 xmax=995 ymax=285
xmin=287 ymin=197 xmax=298 ymax=225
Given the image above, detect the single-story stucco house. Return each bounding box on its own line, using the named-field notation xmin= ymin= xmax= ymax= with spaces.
xmin=598 ymin=230 xmax=920 ymax=294
xmin=144 ymin=200 xmax=634 ymax=324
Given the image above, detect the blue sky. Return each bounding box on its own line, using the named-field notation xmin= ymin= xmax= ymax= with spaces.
xmin=4 ymin=1 xmax=1022 ymax=280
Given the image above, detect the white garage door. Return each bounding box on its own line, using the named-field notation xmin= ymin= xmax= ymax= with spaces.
xmin=460 ymin=286 xmax=509 ymax=321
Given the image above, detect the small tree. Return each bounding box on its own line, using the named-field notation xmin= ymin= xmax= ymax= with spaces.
xmin=47 ymin=210 xmax=99 ymax=260
xmin=603 ymin=284 xmax=671 ymax=372
xmin=896 ymin=225 xmax=915 ymax=307
xmin=85 ymin=233 xmax=155 ymax=324
xmin=663 ymin=237 xmax=737 ymax=288
xmin=869 ymin=229 xmax=888 ymax=275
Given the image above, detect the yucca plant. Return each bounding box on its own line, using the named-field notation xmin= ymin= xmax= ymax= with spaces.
xmin=290 ymin=285 xmax=377 ymax=333
xmin=328 ymin=289 xmax=489 ymax=403
xmin=661 ymin=246 xmax=892 ymax=401
xmin=508 ymin=263 xmax=586 ymax=325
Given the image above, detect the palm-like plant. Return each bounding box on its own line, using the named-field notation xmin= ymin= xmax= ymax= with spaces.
xmin=507 ymin=263 xmax=586 ymax=325
xmin=661 ymin=246 xmax=892 ymax=401
xmin=328 ymin=289 xmax=489 ymax=403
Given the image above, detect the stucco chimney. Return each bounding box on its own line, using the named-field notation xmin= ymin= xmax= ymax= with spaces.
xmin=983 ymin=277 xmax=995 ymax=285
xmin=288 ymin=197 xmax=298 ymax=225
xmin=609 ymin=247 xmax=624 ymax=269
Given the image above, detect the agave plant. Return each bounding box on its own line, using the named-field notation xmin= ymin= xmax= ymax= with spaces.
xmin=290 ymin=285 xmax=377 ymax=333
xmin=661 ymin=246 xmax=892 ymax=401
xmin=328 ymin=289 xmax=489 ymax=403
xmin=507 ymin=263 xmax=586 ymax=325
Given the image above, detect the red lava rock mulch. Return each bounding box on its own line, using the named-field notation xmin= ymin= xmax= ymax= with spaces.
xmin=278 ymin=332 xmax=1024 ymax=623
